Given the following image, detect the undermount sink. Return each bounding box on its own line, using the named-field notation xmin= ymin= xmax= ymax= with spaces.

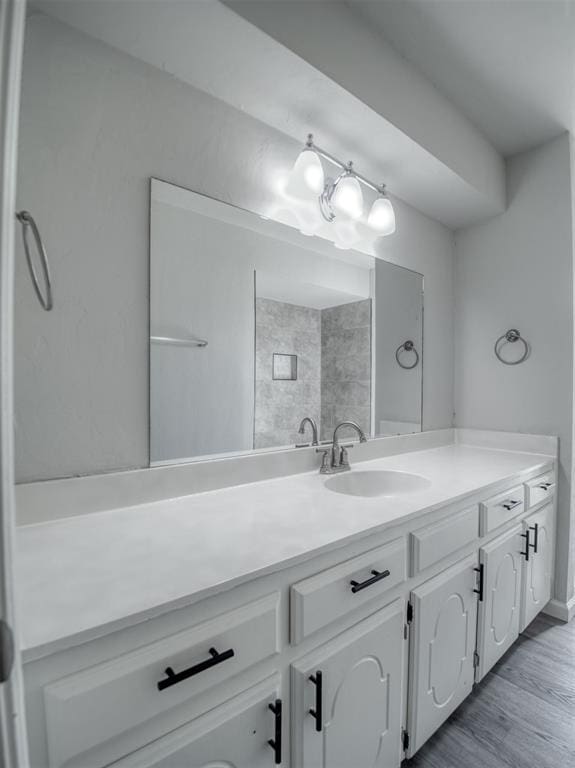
xmin=324 ymin=469 xmax=431 ymax=498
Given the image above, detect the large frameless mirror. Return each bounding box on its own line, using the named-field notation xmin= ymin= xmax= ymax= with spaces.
xmin=150 ymin=179 xmax=423 ymax=465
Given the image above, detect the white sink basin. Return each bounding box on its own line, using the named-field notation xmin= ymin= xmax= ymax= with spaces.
xmin=324 ymin=470 xmax=431 ymax=498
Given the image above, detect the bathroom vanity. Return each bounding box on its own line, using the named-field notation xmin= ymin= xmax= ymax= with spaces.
xmin=16 ymin=430 xmax=557 ymax=768
xmin=3 ymin=5 xmax=572 ymax=768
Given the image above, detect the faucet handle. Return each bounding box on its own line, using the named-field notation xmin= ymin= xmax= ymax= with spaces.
xmin=315 ymin=447 xmax=330 ymax=473
xmin=339 ymin=445 xmax=352 ymax=469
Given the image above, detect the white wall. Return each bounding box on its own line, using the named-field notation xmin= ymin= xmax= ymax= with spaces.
xmin=15 ymin=13 xmax=455 ymax=482
xmin=454 ymin=133 xmax=574 ymax=606
xmin=36 ymin=0 xmax=505 ymax=228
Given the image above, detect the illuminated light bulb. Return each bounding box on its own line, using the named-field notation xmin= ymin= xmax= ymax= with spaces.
xmin=331 ymin=174 xmax=363 ymax=221
xmin=367 ymin=193 xmax=396 ymax=235
xmin=286 ymin=149 xmax=324 ymax=200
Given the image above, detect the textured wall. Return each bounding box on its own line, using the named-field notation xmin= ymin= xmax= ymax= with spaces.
xmin=321 ymin=300 xmax=372 ymax=441
xmin=16 ymin=14 xmax=455 ymax=481
xmin=254 ymin=299 xmax=321 ymax=448
xmin=454 ymin=133 xmax=574 ymax=606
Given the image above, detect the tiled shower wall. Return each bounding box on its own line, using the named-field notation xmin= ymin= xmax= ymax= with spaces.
xmin=254 ymin=299 xmax=321 ymax=449
xmin=254 ymin=298 xmax=372 ymax=448
xmin=320 ymin=299 xmax=372 ymax=440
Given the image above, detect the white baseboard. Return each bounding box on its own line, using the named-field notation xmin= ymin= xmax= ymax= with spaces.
xmin=543 ymin=596 xmax=575 ymax=622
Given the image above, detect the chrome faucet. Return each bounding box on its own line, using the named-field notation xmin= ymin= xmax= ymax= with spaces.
xmin=298 ymin=417 xmax=319 ymax=446
xmin=316 ymin=421 xmax=367 ymax=474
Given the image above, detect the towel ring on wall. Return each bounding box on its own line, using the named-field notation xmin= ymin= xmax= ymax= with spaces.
xmin=494 ymin=328 xmax=529 ymax=365
xmin=395 ymin=340 xmax=419 ymax=369
xmin=16 ymin=210 xmax=53 ymax=311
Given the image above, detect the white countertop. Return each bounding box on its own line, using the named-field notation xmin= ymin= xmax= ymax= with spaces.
xmin=16 ymin=441 xmax=553 ymax=658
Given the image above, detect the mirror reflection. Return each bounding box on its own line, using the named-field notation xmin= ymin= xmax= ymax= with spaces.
xmin=255 ymin=272 xmax=371 ymax=450
xmin=150 ymin=180 xmax=422 ymax=464
xmin=374 ymin=260 xmax=424 ymax=437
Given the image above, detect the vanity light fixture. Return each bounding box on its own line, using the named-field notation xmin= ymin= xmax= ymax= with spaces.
xmin=328 ymin=163 xmax=364 ymax=221
xmin=333 ymin=219 xmax=360 ymax=250
xmin=286 ymin=144 xmax=324 ymax=199
xmin=288 ymin=134 xmax=396 ymax=236
xmin=367 ymin=187 xmax=396 ymax=235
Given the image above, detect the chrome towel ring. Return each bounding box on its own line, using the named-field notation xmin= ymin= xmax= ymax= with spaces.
xmin=395 ymin=340 xmax=419 ymax=369
xmin=494 ymin=328 xmax=529 ymax=365
xmin=16 ymin=210 xmax=53 ymax=311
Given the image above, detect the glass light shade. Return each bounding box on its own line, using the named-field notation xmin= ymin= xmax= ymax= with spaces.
xmin=294 ymin=204 xmax=323 ymax=236
xmin=333 ymin=220 xmax=360 ymax=249
xmin=286 ymin=149 xmax=324 ymax=199
xmin=331 ymin=175 xmax=363 ymax=221
xmin=367 ymin=195 xmax=396 ymax=235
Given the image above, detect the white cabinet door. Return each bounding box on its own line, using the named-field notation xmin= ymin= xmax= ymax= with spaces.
xmin=110 ymin=676 xmax=282 ymax=768
xmin=476 ymin=524 xmax=522 ymax=681
xmin=406 ymin=554 xmax=478 ymax=757
xmin=292 ymin=599 xmax=405 ymax=768
xmin=520 ymin=503 xmax=555 ymax=631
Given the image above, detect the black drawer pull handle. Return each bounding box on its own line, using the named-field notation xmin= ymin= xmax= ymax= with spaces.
xmin=536 ymin=482 xmax=552 ymax=491
xmin=502 ymin=499 xmax=522 ymax=511
xmin=473 ymin=564 xmax=484 ymax=602
xmin=157 ymin=646 xmax=234 ymax=691
xmin=350 ymin=568 xmax=390 ymax=594
xmin=268 ymin=699 xmax=282 ymax=765
xmin=309 ymin=671 xmax=323 ymax=732
xmin=521 ymin=529 xmax=531 ymax=561
xmin=529 ymin=523 xmax=539 ymax=554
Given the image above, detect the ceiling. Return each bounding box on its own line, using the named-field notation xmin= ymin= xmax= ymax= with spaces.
xmin=351 ymin=0 xmax=575 ymax=156
xmin=256 ymin=273 xmax=367 ymax=309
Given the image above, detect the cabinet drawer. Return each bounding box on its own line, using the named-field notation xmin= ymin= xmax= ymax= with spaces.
xmin=43 ymin=593 xmax=279 ymax=768
xmin=290 ymin=538 xmax=407 ymax=644
xmin=108 ymin=675 xmax=281 ymax=768
xmin=480 ymin=485 xmax=525 ymax=534
xmin=410 ymin=506 xmax=478 ymax=574
xmin=525 ymin=471 xmax=555 ymax=509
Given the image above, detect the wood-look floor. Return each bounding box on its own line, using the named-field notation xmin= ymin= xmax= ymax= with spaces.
xmin=405 ymin=614 xmax=575 ymax=768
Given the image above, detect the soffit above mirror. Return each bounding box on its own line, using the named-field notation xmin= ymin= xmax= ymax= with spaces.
xmin=34 ymin=0 xmax=504 ymax=228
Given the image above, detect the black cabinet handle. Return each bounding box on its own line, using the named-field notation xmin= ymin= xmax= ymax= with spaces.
xmin=473 ymin=564 xmax=484 ymax=602
xmin=268 ymin=699 xmax=282 ymax=765
xmin=521 ymin=529 xmax=531 ymax=561
xmin=157 ymin=646 xmax=234 ymax=691
xmin=529 ymin=523 xmax=539 ymax=554
xmin=502 ymin=499 xmax=522 ymax=511
xmin=309 ymin=671 xmax=323 ymax=732
xmin=536 ymin=482 xmax=552 ymax=491
xmin=350 ymin=568 xmax=390 ymax=594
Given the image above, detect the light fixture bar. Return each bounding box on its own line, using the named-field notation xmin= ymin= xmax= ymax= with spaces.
xmin=305 ymin=134 xmax=385 ymax=194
